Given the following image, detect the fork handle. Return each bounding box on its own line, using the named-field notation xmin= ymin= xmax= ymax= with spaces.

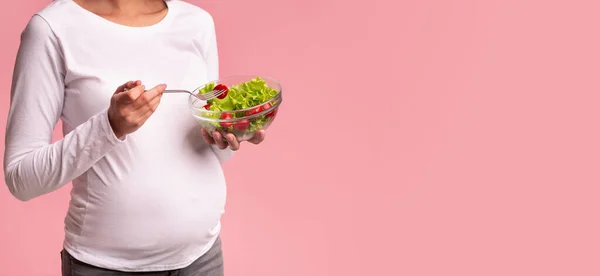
xmin=164 ymin=89 xmax=192 ymax=95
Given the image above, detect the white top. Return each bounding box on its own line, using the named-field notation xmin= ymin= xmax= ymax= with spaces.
xmin=3 ymin=0 xmax=233 ymax=271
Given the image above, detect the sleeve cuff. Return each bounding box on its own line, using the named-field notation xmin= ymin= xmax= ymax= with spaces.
xmin=210 ymin=145 xmax=234 ymax=164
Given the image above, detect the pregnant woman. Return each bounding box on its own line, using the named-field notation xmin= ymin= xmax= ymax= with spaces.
xmin=3 ymin=0 xmax=265 ymax=275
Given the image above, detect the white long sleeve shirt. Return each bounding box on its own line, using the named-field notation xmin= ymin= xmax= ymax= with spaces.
xmin=3 ymin=0 xmax=233 ymax=271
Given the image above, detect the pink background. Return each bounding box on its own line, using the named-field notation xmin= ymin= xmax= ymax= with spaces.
xmin=2 ymin=0 xmax=600 ymax=275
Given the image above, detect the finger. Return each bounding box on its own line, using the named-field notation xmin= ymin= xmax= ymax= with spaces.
xmin=249 ymin=130 xmax=266 ymax=144
xmin=115 ymin=81 xmax=135 ymax=94
xmin=132 ymin=84 xmax=167 ymax=110
xmin=135 ymin=92 xmax=163 ymax=118
xmin=213 ymin=131 xmax=228 ymax=149
xmin=132 ymin=97 xmax=162 ymax=127
xmin=116 ymin=84 xmax=146 ymax=104
xmin=225 ymin=133 xmax=240 ymax=151
xmin=201 ymin=128 xmax=216 ymax=145
xmin=115 ymin=80 xmax=141 ymax=94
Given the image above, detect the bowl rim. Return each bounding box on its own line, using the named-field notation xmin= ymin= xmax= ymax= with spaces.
xmin=189 ymin=75 xmax=283 ymax=116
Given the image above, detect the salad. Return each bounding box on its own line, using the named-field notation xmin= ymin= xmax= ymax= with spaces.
xmin=196 ymin=77 xmax=280 ymax=134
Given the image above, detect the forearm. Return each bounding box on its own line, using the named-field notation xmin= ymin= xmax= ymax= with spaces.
xmin=4 ymin=110 xmax=122 ymax=201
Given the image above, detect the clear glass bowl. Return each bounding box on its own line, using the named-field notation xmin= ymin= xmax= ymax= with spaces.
xmin=189 ymin=75 xmax=282 ymax=142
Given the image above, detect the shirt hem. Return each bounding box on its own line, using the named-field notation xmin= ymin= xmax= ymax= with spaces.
xmin=62 ymin=228 xmax=220 ymax=272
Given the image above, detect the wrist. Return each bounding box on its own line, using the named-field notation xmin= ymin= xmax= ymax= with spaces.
xmin=107 ymin=111 xmax=125 ymax=140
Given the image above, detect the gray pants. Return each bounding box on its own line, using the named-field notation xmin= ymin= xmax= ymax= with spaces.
xmin=61 ymin=237 xmax=224 ymax=276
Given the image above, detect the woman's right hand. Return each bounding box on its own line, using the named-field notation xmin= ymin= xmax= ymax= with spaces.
xmin=107 ymin=80 xmax=167 ymax=139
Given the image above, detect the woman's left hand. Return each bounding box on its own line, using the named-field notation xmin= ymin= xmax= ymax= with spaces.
xmin=200 ymin=129 xmax=266 ymax=151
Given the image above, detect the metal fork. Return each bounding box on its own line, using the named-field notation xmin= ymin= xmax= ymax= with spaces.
xmin=163 ymin=88 xmax=226 ymax=101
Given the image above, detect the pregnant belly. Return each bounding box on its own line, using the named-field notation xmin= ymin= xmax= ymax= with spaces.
xmin=68 ymin=177 xmax=225 ymax=251
xmin=65 ymin=149 xmax=227 ymax=254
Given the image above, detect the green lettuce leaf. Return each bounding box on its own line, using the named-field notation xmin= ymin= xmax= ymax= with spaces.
xmin=206 ymin=77 xmax=277 ymax=113
xmin=199 ymin=77 xmax=278 ymax=135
